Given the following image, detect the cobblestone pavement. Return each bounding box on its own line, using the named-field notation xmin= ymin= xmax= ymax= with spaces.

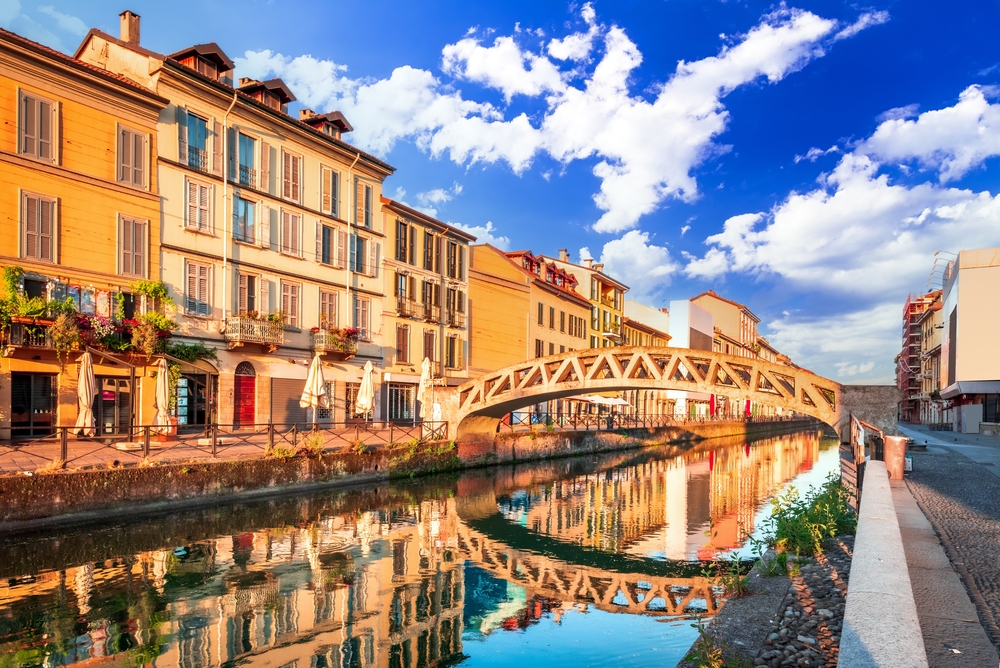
xmin=905 ymin=447 xmax=1000 ymax=651
xmin=754 ymin=537 xmax=853 ymax=668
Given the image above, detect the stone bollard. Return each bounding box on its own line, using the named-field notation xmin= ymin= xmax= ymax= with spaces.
xmin=884 ymin=435 xmax=908 ymax=480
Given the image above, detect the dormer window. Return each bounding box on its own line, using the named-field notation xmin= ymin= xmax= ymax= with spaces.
xmin=195 ymin=57 xmax=217 ymax=79
xmin=171 ymin=44 xmax=234 ymax=83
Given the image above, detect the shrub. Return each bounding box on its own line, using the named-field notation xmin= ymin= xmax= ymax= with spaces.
xmin=267 ymin=445 xmax=297 ymax=460
xmin=762 ymin=474 xmax=856 ymax=556
xmin=299 ymin=432 xmax=326 ymax=457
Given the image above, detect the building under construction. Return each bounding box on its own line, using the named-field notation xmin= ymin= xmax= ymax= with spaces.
xmin=897 ymin=291 xmax=942 ymax=423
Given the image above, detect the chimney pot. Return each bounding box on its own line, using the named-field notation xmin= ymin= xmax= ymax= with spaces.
xmin=582 ymin=258 xmax=593 ymax=269
xmin=558 ymin=248 xmax=569 ymax=262
xmin=299 ymin=109 xmax=315 ymax=120
xmin=593 ymin=263 xmax=604 ymax=272
xmin=119 ymin=10 xmax=140 ymax=45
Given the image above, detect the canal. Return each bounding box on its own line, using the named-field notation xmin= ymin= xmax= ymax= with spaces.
xmin=0 ymin=428 xmax=840 ymax=668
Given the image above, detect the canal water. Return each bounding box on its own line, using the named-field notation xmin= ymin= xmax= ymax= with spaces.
xmin=0 ymin=428 xmax=840 ymax=668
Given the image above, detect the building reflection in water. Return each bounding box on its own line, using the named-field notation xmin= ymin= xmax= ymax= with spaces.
xmin=0 ymin=430 xmax=830 ymax=668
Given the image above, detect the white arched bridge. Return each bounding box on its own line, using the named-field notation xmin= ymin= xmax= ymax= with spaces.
xmin=442 ymin=346 xmax=856 ymax=442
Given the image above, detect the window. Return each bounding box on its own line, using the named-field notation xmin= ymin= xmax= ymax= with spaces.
xmin=185 ymin=261 xmax=210 ymax=316
xmin=233 ymin=196 xmax=255 ymax=243
xmin=535 ymin=339 xmax=544 ymax=358
xmin=537 ymin=302 xmax=544 ymax=326
xmin=424 ymin=231 xmax=435 ymax=270
xmin=396 ymin=324 xmax=410 ymax=364
xmin=18 ymin=90 xmax=56 ymax=163
xmin=20 ymin=193 xmax=55 ymax=262
xmin=238 ymin=273 xmax=257 ymax=314
xmin=445 ymin=335 xmax=462 ymax=369
xmin=590 ymin=335 xmax=599 ymax=349
xmin=353 ymin=295 xmax=371 ymax=340
xmin=118 ymin=216 xmax=146 ymax=277
xmin=321 ymin=167 xmax=340 ymax=217
xmin=281 ymin=282 xmax=300 ymax=328
xmin=423 ymin=330 xmax=436 ymax=362
xmin=350 ymin=234 xmax=367 ymax=273
xmin=549 ymin=307 xmax=555 ymax=329
xmin=396 ymin=220 xmax=408 ymax=262
xmin=282 ymin=150 xmax=301 ymax=202
xmin=591 ymin=305 xmax=600 ymax=330
xmin=560 ymin=311 xmax=566 ymax=333
xmin=117 ymin=126 xmax=147 ymax=188
xmin=280 ymin=210 xmax=300 ymax=256
xmin=320 ymin=290 xmax=338 ymax=328
xmin=232 ymin=132 xmax=256 ymax=187
xmin=560 ymin=345 xmax=565 ymax=353
xmin=10 ymin=373 xmax=56 ymax=437
xmin=590 ymin=277 xmax=599 ymax=301
xmin=549 ymin=342 xmax=555 ymax=355
xmin=446 ymin=242 xmax=458 ymax=278
xmin=355 ymin=179 xmax=372 ymax=228
xmin=185 ymin=179 xmax=212 ymax=231
xmin=186 ymin=113 xmax=208 ymax=170
xmin=319 ymin=224 xmax=332 ymax=265
xmin=387 ymin=383 xmax=415 ymax=422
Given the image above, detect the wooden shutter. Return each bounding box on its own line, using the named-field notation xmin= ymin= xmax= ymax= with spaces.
xmin=459 ymin=246 xmax=466 ymax=280
xmin=120 ymin=216 xmax=132 ymax=275
xmin=315 ymin=220 xmax=321 ymax=261
xmin=176 ymin=106 xmax=188 ymax=163
xmin=331 ymin=171 xmax=340 ymax=218
xmin=260 ymin=141 xmax=270 ymax=194
xmin=38 ymin=99 xmax=52 ymax=162
xmin=292 ymin=214 xmax=301 ymax=256
xmin=393 ymin=271 xmax=401 ymax=296
xmin=293 ymin=155 xmax=301 ymax=203
xmin=409 ymin=276 xmax=416 ymax=303
xmin=186 ymin=262 xmax=197 ymax=313
xmin=228 ymin=127 xmax=237 ymax=182
xmin=281 ymin=210 xmax=291 ymax=253
xmin=38 ymin=197 xmax=52 ymax=262
xmin=134 ymin=133 xmax=146 ymax=188
xmin=133 ymin=220 xmax=144 ymax=276
xmin=282 ymin=151 xmax=292 ymax=199
xmin=355 ymin=177 xmax=363 ymax=225
xmin=23 ymin=193 xmax=37 ymax=259
xmin=348 ymin=234 xmax=357 ymax=272
xmin=199 ymin=183 xmax=211 ymax=230
xmin=211 ymin=119 xmax=223 ymax=176
xmin=369 ymin=241 xmax=379 ymax=278
xmin=364 ymin=185 xmax=372 ymax=227
xmin=397 ymin=324 xmax=408 ymax=363
xmin=118 ymin=126 xmax=131 ymax=183
xmin=260 ymin=278 xmax=270 ymax=314
xmin=336 ymin=229 xmax=347 ymax=269
xmin=238 ymin=274 xmax=248 ymax=313
xmin=458 ymin=291 xmax=465 ymax=314
xmin=409 ymin=228 xmax=417 ymax=264
xmin=259 ymin=203 xmax=270 ymax=249
xmin=424 ymin=330 xmax=435 ymax=361
xmin=321 ymin=166 xmax=331 ymax=212
xmin=20 ymin=92 xmax=36 ymax=157
xmin=186 ymin=179 xmax=198 ymax=228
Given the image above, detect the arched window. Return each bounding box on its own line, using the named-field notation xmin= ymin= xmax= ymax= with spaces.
xmin=235 ymin=361 xmax=256 ymax=376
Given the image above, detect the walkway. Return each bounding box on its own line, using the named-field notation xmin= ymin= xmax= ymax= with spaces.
xmin=898 ymin=423 xmax=1000 ymax=663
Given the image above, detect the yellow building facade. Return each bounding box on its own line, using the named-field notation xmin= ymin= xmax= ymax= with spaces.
xmin=380 ymin=197 xmax=474 ymax=421
xmin=547 ymin=250 xmax=628 ymax=349
xmin=0 ymin=28 xmax=167 ymax=439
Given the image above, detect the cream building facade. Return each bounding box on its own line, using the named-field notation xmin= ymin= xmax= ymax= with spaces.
xmin=547 ymin=250 xmax=628 ymax=349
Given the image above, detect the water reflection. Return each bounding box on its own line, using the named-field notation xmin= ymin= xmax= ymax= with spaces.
xmin=0 ymin=429 xmax=836 ymax=668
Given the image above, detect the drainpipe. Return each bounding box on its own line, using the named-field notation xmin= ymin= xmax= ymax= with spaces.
xmin=345 ymin=151 xmax=360 ymax=328
xmin=221 ymin=90 xmax=238 ymax=327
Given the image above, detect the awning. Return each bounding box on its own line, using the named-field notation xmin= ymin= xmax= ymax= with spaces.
xmin=941 ymin=381 xmax=1000 ymax=399
xmin=579 ymin=394 xmax=631 ymax=407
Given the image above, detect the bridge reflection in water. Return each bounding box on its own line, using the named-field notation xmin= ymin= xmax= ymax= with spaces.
xmin=0 ymin=429 xmax=833 ymax=668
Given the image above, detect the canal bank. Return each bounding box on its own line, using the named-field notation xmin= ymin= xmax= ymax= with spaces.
xmin=0 ymin=418 xmax=820 ymax=530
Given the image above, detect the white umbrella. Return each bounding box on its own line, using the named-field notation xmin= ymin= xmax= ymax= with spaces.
xmin=153 ymin=357 xmax=171 ymax=434
xmin=73 ymin=351 xmax=96 ymax=436
xmin=417 ymin=357 xmax=431 ymax=419
xmin=355 ymin=360 xmax=375 ymax=418
xmin=300 ymin=355 xmax=330 ymax=424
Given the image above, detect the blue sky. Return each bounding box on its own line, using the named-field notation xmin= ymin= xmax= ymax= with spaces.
xmin=6 ymin=0 xmax=1000 ymax=383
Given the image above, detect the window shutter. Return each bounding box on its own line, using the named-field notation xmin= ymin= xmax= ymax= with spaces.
xmin=259 ymin=203 xmax=270 ymax=249
xmin=39 ymin=198 xmax=52 ymax=262
xmin=186 ymin=262 xmax=197 ymax=313
xmin=176 ymin=106 xmax=188 ymax=163
xmin=458 ymin=291 xmax=465 ymax=314
xmin=336 ymin=229 xmax=347 ymax=269
xmin=409 ymin=229 xmax=416 ymax=265
xmin=133 ymin=220 xmax=144 ymax=276
xmin=459 ymin=246 xmax=466 ymax=281
xmin=238 ymin=274 xmax=248 ymax=313
xmin=19 ymin=92 xmax=36 ymax=156
xmin=211 ymin=119 xmax=223 ymax=176
xmin=291 ymin=285 xmax=299 ymax=327
xmin=260 ymin=278 xmax=270 ymax=314
xmin=364 ymin=185 xmax=372 ymax=228
xmin=282 ymin=151 xmax=291 ymax=199
xmin=134 ymin=133 xmax=146 ymax=188
xmin=23 ymin=193 xmax=37 ymax=259
xmin=120 ymin=217 xmax=131 ymax=275
xmin=198 ymin=264 xmax=210 ymax=316
xmin=281 ymin=210 xmax=290 ymax=252
xmin=409 ymin=276 xmax=416 ymax=302
xmin=293 ymin=155 xmax=301 ymax=203
xmin=293 ymin=214 xmax=301 ymax=256
xmin=315 ymin=220 xmax=321 ymax=262
xmin=38 ymin=100 xmax=52 ymax=162
xmin=199 ymin=183 xmax=211 ymax=230
xmin=355 ymin=177 xmax=363 ymax=225
xmin=118 ymin=127 xmax=130 ymax=183
xmin=228 ymin=127 xmax=237 ymax=182
xmin=393 ymin=271 xmax=400 ymax=297
xmin=349 ymin=234 xmax=357 ymax=272
xmin=331 ymin=171 xmax=340 ymax=218
xmin=260 ymin=141 xmax=271 ymax=194
xmin=186 ymin=179 xmax=198 ymax=228
xmin=370 ymin=241 xmax=379 ymax=278
xmin=321 ymin=166 xmax=331 ymax=213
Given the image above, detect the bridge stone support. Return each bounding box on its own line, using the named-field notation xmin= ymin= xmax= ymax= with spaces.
xmin=837 ymin=385 xmax=902 ymax=439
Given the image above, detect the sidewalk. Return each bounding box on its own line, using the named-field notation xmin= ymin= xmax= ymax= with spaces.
xmin=898 ymin=423 xmax=1000 ymax=662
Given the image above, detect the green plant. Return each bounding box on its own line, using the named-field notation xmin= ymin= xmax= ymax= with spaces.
xmin=684 ymin=616 xmax=753 ymax=668
xmin=164 ymin=340 xmax=219 ymax=362
xmin=759 ymin=549 xmax=790 ymax=577
xmin=49 ymin=312 xmax=79 ymax=369
xmin=142 ymin=311 xmax=179 ymax=332
xmin=45 ymin=296 xmax=76 ymax=318
xmin=299 ymin=432 xmax=326 ymax=457
xmin=131 ymin=318 xmax=161 ymax=361
xmin=762 ymin=474 xmax=856 ymax=556
xmin=716 ymin=556 xmax=751 ymax=598
xmin=352 ymin=440 xmax=370 ymax=455
xmin=267 ymin=444 xmax=297 ymax=460
xmin=130 ymin=279 xmax=174 ymax=306
xmin=267 ymin=310 xmax=285 ymax=324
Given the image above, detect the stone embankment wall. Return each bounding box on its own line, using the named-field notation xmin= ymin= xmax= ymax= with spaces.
xmin=0 ymin=419 xmax=819 ymax=530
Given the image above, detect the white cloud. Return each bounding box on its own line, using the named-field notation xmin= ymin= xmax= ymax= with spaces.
xmin=453 ymin=221 xmax=510 ymax=249
xmin=0 ymin=0 xmax=21 ymax=25
xmin=578 ymin=246 xmax=593 ymax=261
xmin=765 ymin=304 xmax=900 ymax=384
xmin=236 ymin=5 xmax=880 ymax=235
xmin=597 ymin=230 xmax=678 ymax=300
xmin=0 ymin=0 xmax=65 ymax=51
xmin=833 ymin=10 xmax=890 ymax=41
xmin=37 ymin=5 xmax=86 ymax=36
xmin=794 ymin=145 xmax=839 ymax=163
xmin=876 ymin=103 xmax=919 ymax=123
xmin=680 ymin=224 xmax=691 ymax=236
xmin=861 ymin=85 xmax=1000 ymax=182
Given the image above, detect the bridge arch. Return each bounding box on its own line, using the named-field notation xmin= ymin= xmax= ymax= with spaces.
xmin=448 ymin=346 xmax=843 ymax=442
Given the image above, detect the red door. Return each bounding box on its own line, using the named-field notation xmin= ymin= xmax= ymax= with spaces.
xmin=234 ymin=375 xmax=256 ymax=427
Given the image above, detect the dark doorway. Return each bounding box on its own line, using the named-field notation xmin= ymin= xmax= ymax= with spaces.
xmin=234 ymin=362 xmax=256 ymax=428
xmin=175 ymin=373 xmax=209 ymax=428
xmin=95 ymin=376 xmax=131 ymax=435
xmin=10 ymin=373 xmax=56 ymax=438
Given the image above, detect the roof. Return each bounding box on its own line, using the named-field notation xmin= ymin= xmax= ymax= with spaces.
xmin=303 ymin=110 xmax=353 ymax=133
xmin=691 ymin=289 xmax=760 ymax=321
xmin=73 ymin=28 xmax=394 ymax=174
xmin=479 ymin=246 xmax=591 ymax=308
xmin=623 ymin=317 xmax=669 ymax=339
xmin=2 ymin=28 xmax=168 ymax=104
xmin=239 ymin=77 xmax=296 ymax=104
xmin=381 ymin=198 xmax=477 ymax=242
xmin=169 ymin=43 xmax=234 ymax=71
xmin=547 ymin=256 xmax=629 ymax=291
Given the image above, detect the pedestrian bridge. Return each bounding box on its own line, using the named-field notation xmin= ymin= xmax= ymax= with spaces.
xmin=447 ymin=346 xmax=845 ymax=441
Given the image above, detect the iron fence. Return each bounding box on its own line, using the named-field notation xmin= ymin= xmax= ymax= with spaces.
xmin=0 ymin=421 xmax=449 ymax=475
xmin=500 ymin=410 xmax=802 ymax=433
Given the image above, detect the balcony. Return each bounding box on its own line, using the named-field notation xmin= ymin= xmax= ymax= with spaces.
xmin=445 ymin=310 xmax=465 ymax=329
xmin=421 ymin=303 xmax=441 ymax=323
xmin=602 ymin=323 xmax=622 ymax=342
xmin=188 ymin=147 xmax=208 ymax=172
xmin=239 ymin=165 xmax=256 ymax=188
xmin=312 ymin=330 xmax=358 ymax=360
xmin=5 ymin=321 xmax=55 ymax=350
xmin=225 ymin=315 xmax=283 ymax=352
xmin=396 ymin=298 xmax=417 ymax=318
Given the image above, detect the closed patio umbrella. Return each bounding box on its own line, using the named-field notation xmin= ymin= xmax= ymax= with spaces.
xmin=417 ymin=357 xmax=431 ymax=419
xmin=300 ymin=355 xmax=331 ymax=425
xmin=153 ymin=357 xmax=171 ymax=434
xmin=73 ymin=351 xmax=96 ymax=436
xmin=355 ymin=360 xmax=375 ymax=419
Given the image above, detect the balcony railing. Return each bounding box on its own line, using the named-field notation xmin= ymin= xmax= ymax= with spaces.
xmin=6 ymin=321 xmax=54 ymax=349
xmin=445 ymin=310 xmax=465 ymax=328
xmin=397 ymin=298 xmax=417 ymax=318
xmin=312 ymin=331 xmax=358 ymax=359
xmin=421 ymin=303 xmax=441 ymax=323
xmin=239 ymin=165 xmax=256 ymax=188
xmin=225 ymin=315 xmax=283 ymax=351
xmin=188 ymin=147 xmax=208 ymax=172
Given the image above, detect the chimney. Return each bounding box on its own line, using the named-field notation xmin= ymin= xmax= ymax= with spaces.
xmin=582 ymin=258 xmax=593 ymax=269
xmin=558 ymin=248 xmax=569 ymax=262
xmin=593 ymin=263 xmax=604 ymax=273
xmin=239 ymin=77 xmax=260 ymax=88
xmin=119 ymin=10 xmax=140 ymax=45
xmin=299 ymin=109 xmax=316 ymax=120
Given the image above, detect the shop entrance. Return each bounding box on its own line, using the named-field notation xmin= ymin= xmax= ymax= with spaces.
xmin=175 ymin=373 xmax=210 ymax=428
xmin=95 ymin=376 xmax=132 ymax=435
xmin=233 ymin=362 xmax=256 ymax=428
xmin=10 ymin=373 xmax=56 ymax=438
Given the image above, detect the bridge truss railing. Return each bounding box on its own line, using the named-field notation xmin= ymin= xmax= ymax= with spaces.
xmin=500 ymin=409 xmax=803 ymax=433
